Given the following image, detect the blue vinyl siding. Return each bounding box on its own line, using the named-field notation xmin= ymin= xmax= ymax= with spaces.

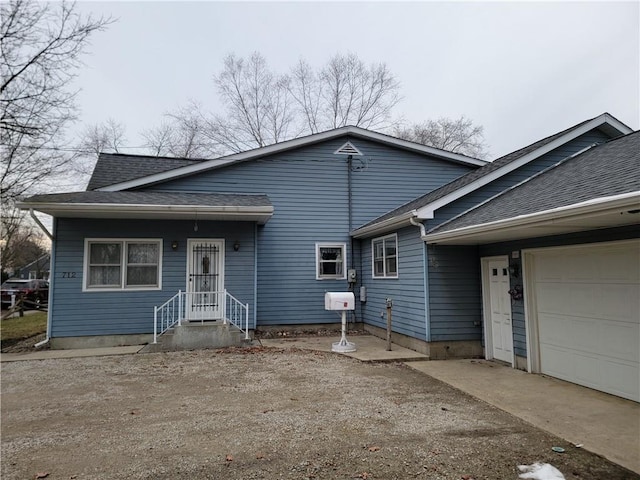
xmin=480 ymin=225 xmax=640 ymax=358
xmin=360 ymin=226 xmax=427 ymax=339
xmin=49 ymin=218 xmax=255 ymax=338
xmin=427 ymin=245 xmax=482 ymax=341
xmin=146 ymin=136 xmax=473 ymax=326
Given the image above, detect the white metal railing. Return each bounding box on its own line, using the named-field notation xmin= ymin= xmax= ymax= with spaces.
xmin=153 ymin=289 xmax=249 ymax=344
xmin=153 ymin=290 xmax=183 ymax=344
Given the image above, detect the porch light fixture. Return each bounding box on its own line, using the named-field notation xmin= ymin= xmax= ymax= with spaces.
xmin=171 ymin=240 xmax=179 ymax=251
xmin=233 ymin=241 xmax=240 ymax=251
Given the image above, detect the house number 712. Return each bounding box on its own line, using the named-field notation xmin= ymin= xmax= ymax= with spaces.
xmin=62 ymin=272 xmax=77 ymax=278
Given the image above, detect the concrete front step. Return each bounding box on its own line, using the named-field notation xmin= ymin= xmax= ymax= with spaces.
xmin=141 ymin=322 xmax=249 ymax=353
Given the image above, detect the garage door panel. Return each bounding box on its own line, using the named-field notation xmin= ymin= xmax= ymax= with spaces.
xmin=604 ymin=321 xmax=639 ymax=363
xmin=531 ymin=241 xmax=640 ymax=402
xmin=539 ymin=344 xmax=574 ymax=379
xmin=534 ymin=256 xmax=564 ymax=282
xmin=564 ymin=253 xmax=597 ymax=282
xmin=537 ymin=313 xmax=573 ymax=345
xmin=599 ymin=248 xmax=640 ymax=283
xmin=601 ymin=361 xmax=640 ymax=401
xmin=599 ymin=284 xmax=639 ymax=322
xmin=537 ymin=284 xmax=571 ymax=315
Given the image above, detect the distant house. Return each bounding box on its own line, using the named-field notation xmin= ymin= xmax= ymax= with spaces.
xmin=12 ymin=254 xmax=50 ymax=280
xmin=19 ymin=113 xmax=639 ymax=402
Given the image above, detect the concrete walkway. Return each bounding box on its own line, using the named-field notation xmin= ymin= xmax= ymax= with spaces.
xmin=260 ymin=334 xmax=428 ymax=362
xmin=0 ymin=345 xmax=144 ymax=362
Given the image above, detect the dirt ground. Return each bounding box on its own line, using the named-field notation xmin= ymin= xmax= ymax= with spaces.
xmin=1 ymin=347 xmax=638 ymax=480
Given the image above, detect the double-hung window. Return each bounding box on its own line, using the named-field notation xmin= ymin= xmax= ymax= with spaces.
xmin=372 ymin=234 xmax=398 ymax=278
xmin=85 ymin=239 xmax=162 ymax=290
xmin=316 ymin=243 xmax=346 ymax=280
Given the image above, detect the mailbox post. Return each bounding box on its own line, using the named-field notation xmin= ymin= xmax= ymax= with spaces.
xmin=324 ymin=292 xmax=356 ymax=353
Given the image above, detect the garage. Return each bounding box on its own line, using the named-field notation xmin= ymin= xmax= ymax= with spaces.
xmin=527 ymin=240 xmax=640 ymax=402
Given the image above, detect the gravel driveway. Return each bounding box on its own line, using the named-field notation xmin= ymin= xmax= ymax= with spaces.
xmin=1 ymin=347 xmax=637 ymax=480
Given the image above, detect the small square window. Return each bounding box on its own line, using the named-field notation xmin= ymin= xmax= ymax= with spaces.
xmin=316 ymin=243 xmax=346 ymax=280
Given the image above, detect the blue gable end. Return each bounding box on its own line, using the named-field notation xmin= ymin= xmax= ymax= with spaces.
xmin=143 ymin=136 xmax=474 ymax=327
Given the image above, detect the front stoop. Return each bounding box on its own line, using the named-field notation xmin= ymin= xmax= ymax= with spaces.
xmin=141 ymin=322 xmax=249 ymax=353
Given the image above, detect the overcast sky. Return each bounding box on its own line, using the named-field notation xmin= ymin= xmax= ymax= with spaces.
xmin=72 ymin=1 xmax=639 ymax=159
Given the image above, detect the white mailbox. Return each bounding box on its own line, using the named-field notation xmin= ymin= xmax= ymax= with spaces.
xmin=324 ymin=292 xmax=355 ymax=311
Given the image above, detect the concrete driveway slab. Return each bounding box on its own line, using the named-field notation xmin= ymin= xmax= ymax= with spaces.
xmin=407 ymin=359 xmax=640 ymax=474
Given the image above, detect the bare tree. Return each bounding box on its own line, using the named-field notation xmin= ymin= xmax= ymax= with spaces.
xmin=165 ymin=52 xmax=401 ymax=154
xmin=315 ymin=53 xmax=401 ymax=131
xmin=288 ymin=59 xmax=322 ymax=134
xmin=77 ymin=118 xmax=127 ymax=156
xmin=0 ymin=206 xmax=47 ymax=279
xmin=67 ymin=118 xmax=128 ymax=182
xmin=142 ymin=103 xmax=222 ymax=158
xmin=207 ymin=53 xmax=297 ymax=153
xmin=394 ymin=116 xmax=489 ymax=159
xmin=0 ymin=0 xmax=112 ymax=204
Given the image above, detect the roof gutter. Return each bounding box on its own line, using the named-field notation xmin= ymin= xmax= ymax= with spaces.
xmin=423 ymin=191 xmax=640 ymax=244
xmin=351 ymin=211 xmax=417 ymax=238
xmin=18 ymin=202 xmax=275 ymax=223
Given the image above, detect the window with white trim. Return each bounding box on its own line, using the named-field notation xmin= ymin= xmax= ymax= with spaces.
xmin=85 ymin=239 xmax=162 ymax=290
xmin=316 ymin=243 xmax=346 ymax=280
xmin=372 ymin=234 xmax=398 ymax=278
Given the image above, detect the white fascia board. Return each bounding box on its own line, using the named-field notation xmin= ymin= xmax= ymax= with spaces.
xmin=17 ymin=201 xmax=274 ymax=221
xmin=423 ymin=191 xmax=640 ymax=244
xmin=415 ymin=114 xmax=632 ymax=220
xmin=346 ymin=129 xmax=486 ymax=166
xmin=351 ymin=211 xmax=420 ymax=239
xmin=99 ymin=126 xmax=486 ymax=192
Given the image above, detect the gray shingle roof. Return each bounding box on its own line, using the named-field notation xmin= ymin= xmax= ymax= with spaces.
xmin=87 ymin=126 xmax=487 ymax=192
xmin=429 ymin=131 xmax=640 ymax=234
xmin=354 ymin=117 xmax=601 ymax=230
xmin=86 ymin=153 xmax=204 ymax=191
xmin=23 ymin=190 xmax=272 ymax=207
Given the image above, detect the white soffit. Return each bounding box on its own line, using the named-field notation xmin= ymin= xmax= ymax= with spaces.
xmin=423 ymin=192 xmax=640 ymax=245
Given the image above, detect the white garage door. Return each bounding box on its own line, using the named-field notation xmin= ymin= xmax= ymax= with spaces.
xmin=530 ymin=240 xmax=640 ymax=402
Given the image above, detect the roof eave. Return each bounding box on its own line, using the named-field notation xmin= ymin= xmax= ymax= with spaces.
xmin=98 ymin=126 xmax=486 ymax=192
xmin=414 ymin=113 xmax=633 ymax=218
xmin=351 ymin=211 xmax=418 ymax=238
xmin=423 ymin=191 xmax=640 ymax=245
xmin=17 ymin=202 xmax=275 ymax=225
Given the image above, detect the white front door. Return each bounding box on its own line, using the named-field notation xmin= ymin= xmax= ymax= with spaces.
xmin=186 ymin=239 xmax=225 ymax=320
xmin=484 ymin=257 xmax=513 ymax=363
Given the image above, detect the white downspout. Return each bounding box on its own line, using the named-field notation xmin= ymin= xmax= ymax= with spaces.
xmin=29 ymin=209 xmax=53 ymax=348
xmin=29 ymin=209 xmax=53 ymax=240
xmin=409 ymin=216 xmax=426 ymax=236
xmin=410 ymin=216 xmax=431 ymax=342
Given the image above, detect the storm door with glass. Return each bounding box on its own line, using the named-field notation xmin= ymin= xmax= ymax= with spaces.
xmin=186 ymin=239 xmax=224 ymax=320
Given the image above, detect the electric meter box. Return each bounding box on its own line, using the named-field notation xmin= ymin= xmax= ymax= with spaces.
xmin=324 ymin=292 xmax=355 ymax=311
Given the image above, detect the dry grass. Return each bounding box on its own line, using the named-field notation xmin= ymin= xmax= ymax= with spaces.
xmin=0 ymin=311 xmax=47 ymax=348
